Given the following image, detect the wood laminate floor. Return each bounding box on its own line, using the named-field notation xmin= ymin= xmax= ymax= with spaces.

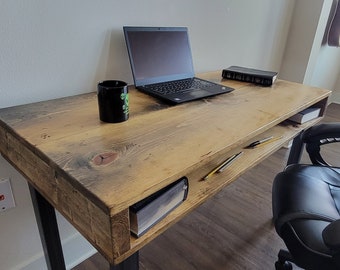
xmin=73 ymin=103 xmax=340 ymax=270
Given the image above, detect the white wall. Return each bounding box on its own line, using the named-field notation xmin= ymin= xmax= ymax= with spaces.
xmin=279 ymin=0 xmax=340 ymax=104
xmin=0 ymin=0 xmax=295 ymax=109
xmin=335 ymin=75 xmax=340 ymax=101
xmin=4 ymin=0 xmax=335 ymax=269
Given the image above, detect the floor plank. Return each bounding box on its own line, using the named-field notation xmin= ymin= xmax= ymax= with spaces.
xmin=73 ymin=103 xmax=340 ymax=270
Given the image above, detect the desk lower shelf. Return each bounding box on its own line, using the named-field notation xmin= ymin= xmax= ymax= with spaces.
xmin=115 ymin=118 xmax=322 ymax=263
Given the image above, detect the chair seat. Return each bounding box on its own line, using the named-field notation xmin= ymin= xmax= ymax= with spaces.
xmin=272 ymin=164 xmax=340 ymax=269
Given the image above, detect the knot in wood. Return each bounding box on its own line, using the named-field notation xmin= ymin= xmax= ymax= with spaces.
xmin=92 ymin=152 xmax=118 ymax=166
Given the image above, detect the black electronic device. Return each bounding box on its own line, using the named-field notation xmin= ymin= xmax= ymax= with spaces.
xmin=124 ymin=26 xmax=234 ymax=104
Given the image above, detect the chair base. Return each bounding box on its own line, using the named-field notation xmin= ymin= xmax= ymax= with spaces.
xmin=275 ymin=249 xmax=293 ymax=270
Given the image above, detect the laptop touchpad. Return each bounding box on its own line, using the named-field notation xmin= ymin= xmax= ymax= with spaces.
xmin=169 ymin=89 xmax=210 ymax=100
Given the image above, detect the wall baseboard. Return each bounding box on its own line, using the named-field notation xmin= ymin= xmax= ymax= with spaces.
xmin=331 ymin=92 xmax=340 ymax=104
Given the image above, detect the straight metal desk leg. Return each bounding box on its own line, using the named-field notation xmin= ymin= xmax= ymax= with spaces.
xmin=110 ymin=252 xmax=139 ymax=270
xmin=29 ymin=184 xmax=66 ymax=270
xmin=287 ymin=131 xmax=305 ymax=166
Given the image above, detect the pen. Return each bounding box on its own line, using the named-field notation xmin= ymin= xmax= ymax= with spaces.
xmin=253 ymin=136 xmax=283 ymax=147
xmin=217 ymin=151 xmax=243 ymax=173
xmin=246 ymin=136 xmax=274 ymax=148
xmin=203 ymin=151 xmax=243 ymax=180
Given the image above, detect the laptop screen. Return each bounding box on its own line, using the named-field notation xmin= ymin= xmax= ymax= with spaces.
xmin=124 ymin=27 xmax=195 ymax=87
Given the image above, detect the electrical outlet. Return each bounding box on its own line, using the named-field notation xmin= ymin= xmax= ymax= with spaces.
xmin=0 ymin=178 xmax=15 ymax=212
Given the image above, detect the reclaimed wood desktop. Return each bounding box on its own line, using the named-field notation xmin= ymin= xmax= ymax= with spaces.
xmin=0 ymin=71 xmax=331 ymax=269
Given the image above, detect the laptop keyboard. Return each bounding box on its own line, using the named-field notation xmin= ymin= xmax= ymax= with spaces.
xmin=146 ymin=78 xmax=214 ymax=95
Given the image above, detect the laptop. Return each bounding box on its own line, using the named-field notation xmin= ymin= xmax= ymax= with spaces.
xmin=123 ymin=26 xmax=234 ymax=104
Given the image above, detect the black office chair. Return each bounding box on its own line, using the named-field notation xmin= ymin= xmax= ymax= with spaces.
xmin=272 ymin=123 xmax=340 ymax=270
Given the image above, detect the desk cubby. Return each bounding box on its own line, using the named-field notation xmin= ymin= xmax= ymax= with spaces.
xmin=126 ymin=115 xmax=325 ymax=262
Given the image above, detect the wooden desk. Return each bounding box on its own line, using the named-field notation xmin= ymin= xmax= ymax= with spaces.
xmin=0 ymin=71 xmax=331 ymax=268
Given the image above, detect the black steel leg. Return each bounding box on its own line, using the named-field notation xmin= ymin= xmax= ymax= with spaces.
xmin=29 ymin=185 xmax=66 ymax=270
xmin=110 ymin=252 xmax=139 ymax=270
xmin=286 ymin=131 xmax=305 ymax=166
xmin=30 ymin=183 xmax=139 ymax=270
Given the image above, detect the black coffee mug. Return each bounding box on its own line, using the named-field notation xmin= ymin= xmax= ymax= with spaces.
xmin=97 ymin=80 xmax=129 ymax=123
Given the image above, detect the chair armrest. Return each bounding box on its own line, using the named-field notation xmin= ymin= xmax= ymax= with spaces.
xmin=302 ymin=123 xmax=340 ymax=166
xmin=323 ymin=220 xmax=340 ymax=250
xmin=323 ymin=220 xmax=340 ymax=267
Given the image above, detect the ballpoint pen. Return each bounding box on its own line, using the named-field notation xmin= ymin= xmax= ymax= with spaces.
xmin=245 ymin=136 xmax=274 ymax=148
xmin=203 ymin=151 xmax=243 ymax=180
xmin=253 ymin=136 xmax=283 ymax=147
xmin=217 ymin=151 xmax=243 ymax=173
